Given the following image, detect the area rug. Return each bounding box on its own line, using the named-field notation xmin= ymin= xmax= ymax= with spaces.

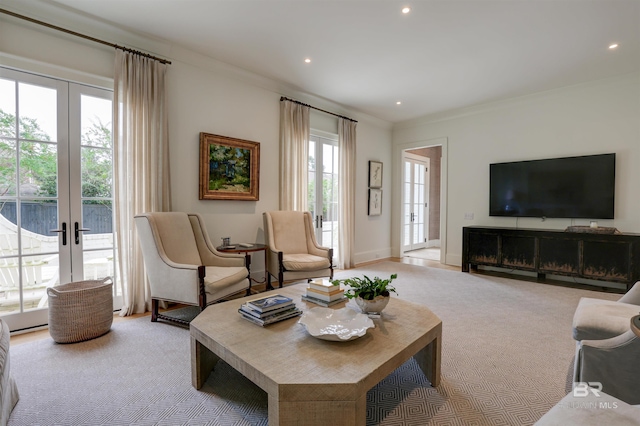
xmin=8 ymin=262 xmax=619 ymax=425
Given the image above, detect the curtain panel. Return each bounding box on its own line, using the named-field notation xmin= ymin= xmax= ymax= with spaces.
xmin=338 ymin=118 xmax=357 ymax=269
xmin=279 ymin=100 xmax=310 ymax=211
xmin=114 ymin=50 xmax=171 ymax=316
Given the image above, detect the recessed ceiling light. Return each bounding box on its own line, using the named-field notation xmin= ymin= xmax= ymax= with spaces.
xmin=402 ymin=7 xmax=411 ymax=14
xmin=304 ymin=58 xmax=311 ymax=63
xmin=609 ymin=43 xmax=619 ymax=50
xmin=396 ymin=101 xmax=402 ymax=105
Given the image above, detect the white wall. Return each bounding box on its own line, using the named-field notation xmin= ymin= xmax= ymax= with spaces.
xmin=393 ymin=73 xmax=640 ymax=265
xmin=0 ymin=3 xmax=394 ymax=276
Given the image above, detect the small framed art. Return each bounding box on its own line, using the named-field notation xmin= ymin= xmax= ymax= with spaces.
xmin=368 ymin=160 xmax=383 ymax=188
xmin=368 ymin=188 xmax=382 ymax=216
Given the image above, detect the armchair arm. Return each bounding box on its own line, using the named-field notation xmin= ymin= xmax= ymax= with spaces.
xmin=188 ymin=213 xmax=245 ymax=267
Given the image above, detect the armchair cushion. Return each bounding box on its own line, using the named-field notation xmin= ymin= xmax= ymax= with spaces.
xmin=573 ymin=297 xmax=640 ymax=341
xmin=204 ymin=266 xmax=248 ymax=291
xmin=282 ymin=254 xmax=331 ymax=271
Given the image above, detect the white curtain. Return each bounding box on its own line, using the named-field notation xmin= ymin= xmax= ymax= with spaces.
xmin=279 ymin=99 xmax=310 ymax=211
xmin=338 ymin=118 xmax=357 ymax=269
xmin=114 ymin=50 xmax=171 ymax=316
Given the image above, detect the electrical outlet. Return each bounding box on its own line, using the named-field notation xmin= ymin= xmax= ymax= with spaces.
xmin=464 ymin=212 xmax=474 ymax=220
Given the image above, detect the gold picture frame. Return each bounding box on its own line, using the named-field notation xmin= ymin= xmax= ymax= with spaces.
xmin=199 ymin=132 xmax=260 ymax=200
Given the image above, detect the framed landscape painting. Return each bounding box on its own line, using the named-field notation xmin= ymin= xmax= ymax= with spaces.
xmin=199 ymin=133 xmax=260 ymax=200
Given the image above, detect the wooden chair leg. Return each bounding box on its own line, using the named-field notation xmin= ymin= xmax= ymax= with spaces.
xmin=151 ymin=299 xmax=159 ymax=322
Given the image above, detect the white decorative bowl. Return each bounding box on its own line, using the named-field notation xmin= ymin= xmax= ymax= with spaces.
xmin=298 ymin=307 xmax=375 ymax=341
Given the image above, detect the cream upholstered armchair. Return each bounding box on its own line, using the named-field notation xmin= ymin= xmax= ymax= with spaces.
xmin=135 ymin=212 xmax=249 ymax=325
xmin=263 ymin=211 xmax=333 ymax=289
xmin=572 ymin=282 xmax=640 ymax=404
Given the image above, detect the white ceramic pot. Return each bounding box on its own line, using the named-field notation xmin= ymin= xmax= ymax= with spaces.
xmin=355 ymin=295 xmax=390 ymax=314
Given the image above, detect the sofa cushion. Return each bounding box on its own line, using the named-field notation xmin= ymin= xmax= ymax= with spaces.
xmin=0 ymin=319 xmax=19 ymax=425
xmin=573 ymin=297 xmax=640 ymax=341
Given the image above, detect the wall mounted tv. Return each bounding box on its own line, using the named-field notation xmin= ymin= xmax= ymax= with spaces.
xmin=489 ymin=153 xmax=615 ymax=219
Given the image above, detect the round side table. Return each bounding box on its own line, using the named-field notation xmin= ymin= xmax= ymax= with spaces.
xmin=217 ymin=243 xmax=267 ymax=295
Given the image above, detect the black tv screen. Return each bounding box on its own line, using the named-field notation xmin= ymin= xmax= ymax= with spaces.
xmin=490 ymin=153 xmax=615 ymax=219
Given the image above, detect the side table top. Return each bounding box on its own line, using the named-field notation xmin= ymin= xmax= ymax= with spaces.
xmin=632 ymin=315 xmax=640 ymax=338
xmin=217 ymin=243 xmax=267 ymax=253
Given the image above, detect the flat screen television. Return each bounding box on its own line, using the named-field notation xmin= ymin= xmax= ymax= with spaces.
xmin=489 ymin=153 xmax=615 ymax=219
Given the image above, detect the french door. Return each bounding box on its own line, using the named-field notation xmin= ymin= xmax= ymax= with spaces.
xmin=0 ymin=68 xmax=117 ymax=331
xmin=308 ymin=133 xmax=338 ymax=261
xmin=402 ymin=154 xmax=429 ymax=252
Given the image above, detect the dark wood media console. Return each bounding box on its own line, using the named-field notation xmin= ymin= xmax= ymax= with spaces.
xmin=462 ymin=226 xmax=640 ymax=291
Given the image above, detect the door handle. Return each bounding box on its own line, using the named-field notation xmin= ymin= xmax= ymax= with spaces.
xmin=74 ymin=222 xmax=91 ymax=245
xmin=320 ymin=215 xmax=323 ymax=228
xmin=50 ymin=222 xmax=67 ymax=246
xmin=315 ymin=215 xmax=319 ymax=228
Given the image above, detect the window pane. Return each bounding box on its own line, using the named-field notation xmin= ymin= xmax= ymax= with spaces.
xmin=19 ymin=141 xmax=57 ymax=197
xmin=18 ymin=83 xmax=56 ymax=141
xmin=81 ymin=146 xmax=112 ymax=198
xmin=81 ymin=95 xmax=112 ymax=149
xmin=0 ymin=79 xmax=16 ymax=138
xmin=0 ymin=139 xmax=16 ymax=196
xmin=82 ymin=200 xmax=113 ymax=238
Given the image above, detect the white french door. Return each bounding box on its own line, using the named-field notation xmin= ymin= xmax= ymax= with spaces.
xmin=402 ymin=153 xmax=429 ymax=252
xmin=308 ymin=133 xmax=339 ymax=261
xmin=0 ymin=68 xmax=118 ymax=332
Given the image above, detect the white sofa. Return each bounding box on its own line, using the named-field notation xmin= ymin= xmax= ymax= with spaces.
xmin=536 ymin=390 xmax=640 ymax=425
xmin=572 ymin=282 xmax=640 ymax=404
xmin=0 ymin=319 xmax=18 ymax=425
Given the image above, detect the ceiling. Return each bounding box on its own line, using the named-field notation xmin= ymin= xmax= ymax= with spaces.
xmin=41 ymin=0 xmax=640 ymax=123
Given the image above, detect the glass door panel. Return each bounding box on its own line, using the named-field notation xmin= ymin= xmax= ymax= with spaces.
xmin=0 ymin=70 xmax=67 ymax=328
xmin=402 ymin=155 xmax=429 ymax=252
xmin=0 ymin=67 xmax=116 ymax=331
xmin=308 ymin=134 xmax=339 ymax=261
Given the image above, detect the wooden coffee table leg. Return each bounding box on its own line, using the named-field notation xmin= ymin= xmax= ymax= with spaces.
xmin=191 ymin=335 xmax=220 ymax=389
xmin=414 ymin=332 xmax=441 ymax=387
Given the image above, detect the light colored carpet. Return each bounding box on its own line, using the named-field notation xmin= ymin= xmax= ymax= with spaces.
xmin=8 ymin=262 xmax=619 ymax=425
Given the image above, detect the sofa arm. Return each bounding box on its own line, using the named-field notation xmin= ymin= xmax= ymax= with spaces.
xmin=576 ymin=330 xmax=640 ymax=404
xmin=618 ymin=281 xmax=640 ymax=305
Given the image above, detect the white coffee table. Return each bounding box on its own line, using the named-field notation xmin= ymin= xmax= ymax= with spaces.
xmin=190 ymin=283 xmax=442 ymax=425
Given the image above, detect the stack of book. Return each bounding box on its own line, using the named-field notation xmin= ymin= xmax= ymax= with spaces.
xmin=302 ymin=279 xmax=347 ymax=307
xmin=238 ymin=294 xmax=302 ymax=326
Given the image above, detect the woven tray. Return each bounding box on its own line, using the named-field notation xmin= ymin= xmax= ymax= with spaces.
xmin=47 ymin=278 xmax=113 ymax=344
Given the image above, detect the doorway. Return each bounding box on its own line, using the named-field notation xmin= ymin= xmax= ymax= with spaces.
xmin=401 ymin=145 xmax=442 ymax=261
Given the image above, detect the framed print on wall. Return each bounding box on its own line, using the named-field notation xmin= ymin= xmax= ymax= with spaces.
xmin=199 ymin=132 xmax=260 ymax=200
xmin=368 ymin=188 xmax=382 ymax=216
xmin=369 ymin=160 xmax=383 ymax=188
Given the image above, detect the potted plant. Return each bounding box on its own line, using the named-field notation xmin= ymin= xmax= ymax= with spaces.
xmin=331 ymin=273 xmax=397 ymax=314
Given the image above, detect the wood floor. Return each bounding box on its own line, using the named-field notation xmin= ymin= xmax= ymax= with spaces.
xmin=9 ymin=256 xmax=458 ymax=346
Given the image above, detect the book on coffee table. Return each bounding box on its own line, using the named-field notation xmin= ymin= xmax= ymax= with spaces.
xmin=246 ymin=294 xmax=294 ymax=313
xmin=239 ymin=307 xmax=302 ymax=326
xmin=301 ymin=294 xmax=347 ymax=307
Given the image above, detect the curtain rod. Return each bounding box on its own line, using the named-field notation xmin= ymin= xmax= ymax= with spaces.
xmin=280 ymin=96 xmax=357 ymax=123
xmin=0 ymin=7 xmax=172 ymax=65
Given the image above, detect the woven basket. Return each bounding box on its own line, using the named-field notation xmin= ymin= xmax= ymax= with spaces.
xmin=47 ymin=277 xmax=113 ymax=344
